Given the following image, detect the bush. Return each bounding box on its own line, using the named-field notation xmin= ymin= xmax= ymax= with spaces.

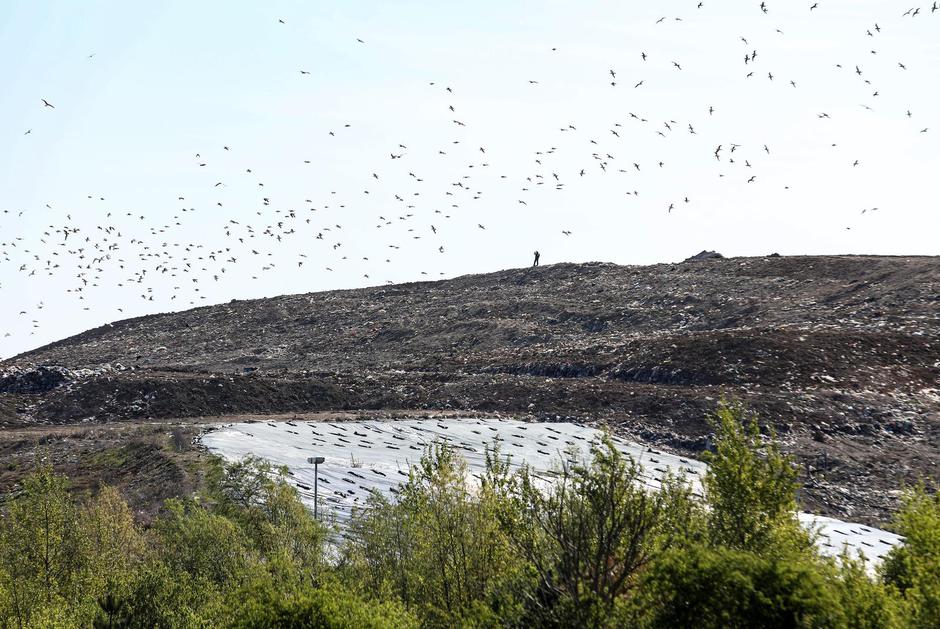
xmin=638 ymin=544 xmax=844 ymax=628
xmin=881 ymin=485 xmax=940 ymax=627
xmin=834 ymin=551 xmax=901 ymax=629
xmin=228 ymin=580 xmax=418 ymax=629
xmin=703 ymin=400 xmax=812 ymax=557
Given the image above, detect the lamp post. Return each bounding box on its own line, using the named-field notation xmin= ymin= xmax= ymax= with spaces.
xmin=307 ymin=456 xmax=325 ymax=520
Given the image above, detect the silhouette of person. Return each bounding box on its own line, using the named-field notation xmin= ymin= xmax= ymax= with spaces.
xmin=533 ymin=251 xmax=540 ymax=267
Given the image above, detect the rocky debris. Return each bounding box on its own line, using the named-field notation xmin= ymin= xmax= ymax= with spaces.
xmin=1 ymin=254 xmax=938 ymax=526
xmin=0 ymin=365 xmax=73 ymax=394
xmin=684 ymin=250 xmax=724 ymax=262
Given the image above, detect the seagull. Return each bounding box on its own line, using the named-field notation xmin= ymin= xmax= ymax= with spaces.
xmin=41 ymin=99 xmax=55 ymax=108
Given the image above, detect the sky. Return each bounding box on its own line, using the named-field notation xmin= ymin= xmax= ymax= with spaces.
xmin=1 ymin=0 xmax=938 ymax=359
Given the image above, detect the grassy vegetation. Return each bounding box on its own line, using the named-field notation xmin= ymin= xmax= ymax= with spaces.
xmin=85 ymin=445 xmax=133 ymax=469
xmin=0 ymin=402 xmax=937 ymax=628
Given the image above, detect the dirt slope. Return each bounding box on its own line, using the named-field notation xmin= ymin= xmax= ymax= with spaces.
xmin=2 ymin=254 xmax=938 ymax=524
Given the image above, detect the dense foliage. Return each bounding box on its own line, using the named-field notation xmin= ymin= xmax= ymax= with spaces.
xmin=0 ymin=402 xmax=937 ymax=628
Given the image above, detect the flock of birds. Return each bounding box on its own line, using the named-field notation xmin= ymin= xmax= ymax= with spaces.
xmin=1 ymin=3 xmax=936 ymax=350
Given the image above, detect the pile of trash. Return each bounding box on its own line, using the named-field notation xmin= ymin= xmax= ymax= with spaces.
xmin=0 ymin=365 xmax=74 ymax=394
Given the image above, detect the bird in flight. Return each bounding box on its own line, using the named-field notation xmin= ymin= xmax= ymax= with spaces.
xmin=41 ymin=99 xmax=55 ymax=108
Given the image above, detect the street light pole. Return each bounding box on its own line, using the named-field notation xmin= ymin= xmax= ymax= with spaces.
xmin=307 ymin=456 xmax=325 ymax=520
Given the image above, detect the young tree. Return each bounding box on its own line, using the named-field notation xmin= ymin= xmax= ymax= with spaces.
xmin=0 ymin=462 xmax=86 ymax=626
xmin=832 ymin=550 xmax=901 ymax=629
xmin=211 ymin=456 xmax=327 ymax=586
xmin=82 ymin=486 xmax=145 ymax=603
xmin=703 ymin=400 xmax=811 ymax=556
xmin=508 ymin=435 xmax=659 ymax=627
xmin=881 ymin=484 xmax=940 ymax=628
xmin=343 ymin=441 xmax=528 ymax=627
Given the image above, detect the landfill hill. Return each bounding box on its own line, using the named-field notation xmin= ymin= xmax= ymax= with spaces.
xmin=1 ymin=254 xmax=938 ymax=525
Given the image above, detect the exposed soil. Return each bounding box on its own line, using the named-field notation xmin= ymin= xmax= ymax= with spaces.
xmin=1 ymin=255 xmax=938 ymax=527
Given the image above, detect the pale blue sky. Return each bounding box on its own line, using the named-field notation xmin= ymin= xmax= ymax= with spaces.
xmin=2 ymin=1 xmax=938 ymax=357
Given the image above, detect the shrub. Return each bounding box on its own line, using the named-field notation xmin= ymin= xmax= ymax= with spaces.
xmin=638 ymin=543 xmax=844 ymax=628
xmin=703 ymin=400 xmax=811 ymax=557
xmin=881 ymin=485 xmax=940 ymax=627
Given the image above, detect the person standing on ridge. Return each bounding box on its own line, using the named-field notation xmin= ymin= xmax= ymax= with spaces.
xmin=533 ymin=251 xmax=540 ymax=267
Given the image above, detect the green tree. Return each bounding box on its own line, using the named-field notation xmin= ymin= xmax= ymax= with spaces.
xmin=0 ymin=462 xmax=86 ymax=627
xmin=227 ymin=579 xmax=419 ymax=629
xmin=82 ymin=487 xmax=145 ymax=617
xmin=343 ymin=441 xmax=528 ymax=627
xmin=703 ymin=400 xmax=811 ymax=556
xmin=881 ymin=485 xmax=940 ymax=628
xmin=153 ymin=498 xmax=256 ymax=588
xmin=508 ymin=434 xmax=660 ymax=627
xmin=650 ymin=470 xmax=708 ymax=553
xmin=638 ymin=543 xmax=845 ymax=629
xmin=832 ymin=550 xmax=901 ymax=629
xmin=211 ymin=456 xmax=327 ymax=586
